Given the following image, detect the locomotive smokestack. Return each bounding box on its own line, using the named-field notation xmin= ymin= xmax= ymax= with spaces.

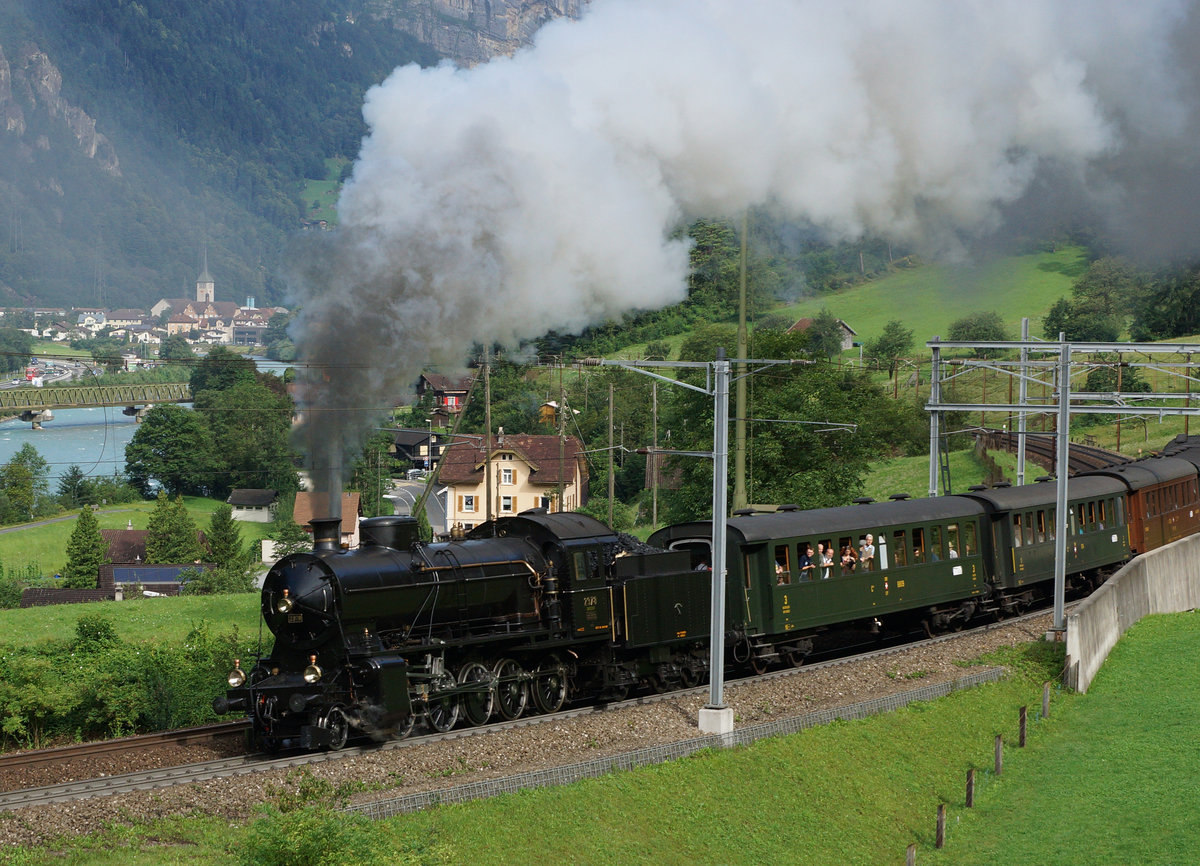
xmin=310 ymin=517 xmax=342 ymax=552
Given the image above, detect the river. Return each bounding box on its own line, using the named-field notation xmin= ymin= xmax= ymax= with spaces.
xmin=0 ymin=357 xmax=292 ymax=483
xmin=0 ymin=407 xmax=142 ymax=483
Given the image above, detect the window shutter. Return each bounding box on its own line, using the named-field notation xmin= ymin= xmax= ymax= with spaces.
xmin=457 ymin=495 xmax=463 ymax=512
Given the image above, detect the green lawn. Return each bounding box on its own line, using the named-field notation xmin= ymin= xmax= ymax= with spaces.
xmin=0 ymin=497 xmax=274 ymax=579
xmin=0 ymin=591 xmax=263 ymax=646
xmin=930 ymin=612 xmax=1200 ymax=865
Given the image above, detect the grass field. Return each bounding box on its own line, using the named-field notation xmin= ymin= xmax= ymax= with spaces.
xmin=0 ymin=497 xmax=274 ymax=579
xmin=0 ymin=591 xmax=262 ymax=646
xmin=613 ymin=244 xmax=1090 ymax=363
xmin=299 ymin=157 xmax=349 ymax=225
xmin=930 ymin=611 xmax=1200 ymax=865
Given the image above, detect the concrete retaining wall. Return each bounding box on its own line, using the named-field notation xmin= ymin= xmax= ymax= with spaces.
xmin=1066 ymin=533 xmax=1200 ymax=693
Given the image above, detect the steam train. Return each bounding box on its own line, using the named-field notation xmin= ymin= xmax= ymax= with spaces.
xmin=215 ymin=435 xmax=1200 ymax=751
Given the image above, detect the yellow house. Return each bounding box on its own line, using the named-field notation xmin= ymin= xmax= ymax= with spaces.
xmin=437 ymin=432 xmax=588 ymax=534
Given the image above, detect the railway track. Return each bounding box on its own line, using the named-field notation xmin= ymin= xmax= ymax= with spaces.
xmin=0 ymin=608 xmax=1055 ymax=811
xmin=0 ymin=721 xmax=249 ymax=777
xmin=981 ymin=428 xmax=1129 ymax=475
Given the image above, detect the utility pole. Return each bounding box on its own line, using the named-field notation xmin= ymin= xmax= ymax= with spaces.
xmin=484 ymin=353 xmax=492 ymax=523
xmin=558 ymin=361 xmax=566 ymax=512
xmin=608 ymin=381 xmax=614 ymax=527
xmin=733 ymin=212 xmax=749 ymax=511
xmin=652 ymin=381 xmax=658 ymax=528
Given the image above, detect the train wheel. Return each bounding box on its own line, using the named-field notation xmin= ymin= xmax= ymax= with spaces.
xmin=531 ymin=656 xmax=567 ymax=714
xmin=323 ymin=707 xmax=349 ymax=751
xmin=493 ymin=658 xmax=528 ymax=721
xmin=679 ymin=665 xmax=698 ymax=688
xmin=426 ymin=674 xmax=460 ymax=733
xmin=458 ymin=660 xmax=495 ymax=727
xmin=786 ymin=648 xmax=807 ymax=669
xmin=394 ymin=714 xmax=415 ymax=740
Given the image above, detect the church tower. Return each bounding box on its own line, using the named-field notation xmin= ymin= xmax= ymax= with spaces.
xmin=196 ymin=248 xmax=215 ymax=304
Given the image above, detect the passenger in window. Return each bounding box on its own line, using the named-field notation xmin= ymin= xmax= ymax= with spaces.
xmin=948 ymin=543 xmax=958 ymax=559
xmin=859 ymin=534 xmax=875 ymax=571
xmin=818 ymin=542 xmax=833 ymax=579
xmin=797 ymin=544 xmax=815 ymax=581
xmin=841 ymin=544 xmax=857 ymax=573
xmin=775 ymin=561 xmax=787 ymax=584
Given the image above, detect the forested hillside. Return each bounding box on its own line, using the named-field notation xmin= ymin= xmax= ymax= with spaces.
xmin=0 ymin=0 xmax=438 ymax=309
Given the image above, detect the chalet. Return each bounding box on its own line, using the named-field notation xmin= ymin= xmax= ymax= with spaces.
xmin=787 ymin=317 xmax=858 ymax=351
xmin=389 ymin=428 xmax=443 ymax=470
xmin=416 ymin=372 xmax=474 ymax=428
xmin=227 ymin=488 xmax=278 ymax=523
xmin=437 ymin=432 xmax=588 ymax=534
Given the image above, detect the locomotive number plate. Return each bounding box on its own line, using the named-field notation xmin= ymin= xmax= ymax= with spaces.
xmin=288 ymin=614 xmax=304 ymax=623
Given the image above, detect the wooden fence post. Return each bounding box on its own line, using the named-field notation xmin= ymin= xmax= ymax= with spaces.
xmin=1042 ymin=681 xmax=1051 ymax=718
xmin=995 ymin=734 xmax=1003 ymax=775
xmin=936 ymin=804 xmax=946 ymax=849
xmin=906 ymin=842 xmax=916 ymax=865
xmin=966 ymin=767 xmax=975 ymax=807
xmin=1019 ymin=705 xmax=1027 ymax=747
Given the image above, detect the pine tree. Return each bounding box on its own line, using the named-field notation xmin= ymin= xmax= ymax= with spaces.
xmin=206 ymin=503 xmax=247 ymax=569
xmin=62 ymin=507 xmax=109 ymax=589
xmin=145 ymin=493 xmax=205 ymax=564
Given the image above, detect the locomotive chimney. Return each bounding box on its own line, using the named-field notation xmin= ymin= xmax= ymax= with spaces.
xmin=310 ymin=517 xmax=342 ymax=552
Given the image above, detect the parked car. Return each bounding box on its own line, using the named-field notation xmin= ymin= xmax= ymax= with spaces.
xmin=406 ymin=468 xmax=428 ymax=480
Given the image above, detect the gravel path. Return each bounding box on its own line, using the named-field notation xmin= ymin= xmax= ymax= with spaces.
xmin=0 ymin=615 xmax=1052 ymax=849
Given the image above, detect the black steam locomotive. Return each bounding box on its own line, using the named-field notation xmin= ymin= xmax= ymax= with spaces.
xmin=217 ymin=436 xmax=1200 ymax=751
xmin=215 ymin=511 xmax=709 ymax=750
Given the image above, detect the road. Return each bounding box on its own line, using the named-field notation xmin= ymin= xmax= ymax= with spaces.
xmin=386 ymin=479 xmax=445 ymax=532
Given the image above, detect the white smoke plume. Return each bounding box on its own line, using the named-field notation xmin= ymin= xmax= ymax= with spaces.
xmin=289 ymin=0 xmax=1198 ymax=505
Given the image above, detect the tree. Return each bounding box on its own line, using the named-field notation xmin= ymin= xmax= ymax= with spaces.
xmin=864 ymin=320 xmax=914 ymax=376
xmin=0 ymin=328 xmax=34 ymax=374
xmin=1130 ymin=265 xmax=1200 ymax=341
xmin=188 ymin=345 xmax=257 ymax=395
xmin=205 ymin=504 xmax=248 ymax=571
xmin=61 ymin=507 xmax=110 ymax=589
xmin=947 ymin=311 xmax=1009 ymax=357
xmin=349 ymin=430 xmax=398 ymax=518
xmin=159 ymin=334 xmax=196 ymax=363
xmin=145 ymin=493 xmax=205 ymax=564
xmin=0 ymin=443 xmax=52 ymax=523
xmin=805 ymin=309 xmax=847 ymax=360
xmin=268 ymin=506 xmax=311 ymax=559
xmin=57 ymin=465 xmax=89 ymax=508
xmin=124 ymin=405 xmax=216 ymax=497
xmin=193 ymin=380 xmax=299 ymax=498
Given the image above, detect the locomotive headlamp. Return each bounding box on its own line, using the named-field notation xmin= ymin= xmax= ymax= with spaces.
xmin=303 ymin=654 xmax=323 ymax=684
xmin=274 ymin=588 xmax=294 ymax=614
xmin=227 ymin=659 xmax=246 ymax=688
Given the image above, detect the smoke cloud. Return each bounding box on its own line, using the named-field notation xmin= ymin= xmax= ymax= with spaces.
xmin=289 ymin=0 xmax=1200 ymax=504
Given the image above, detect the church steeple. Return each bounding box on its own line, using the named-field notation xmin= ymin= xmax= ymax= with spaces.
xmin=196 ymin=247 xmax=214 ymax=304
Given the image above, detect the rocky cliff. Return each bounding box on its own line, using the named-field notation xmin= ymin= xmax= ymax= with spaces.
xmin=0 ymin=42 xmax=119 ymax=177
xmin=372 ymin=0 xmax=586 ymax=66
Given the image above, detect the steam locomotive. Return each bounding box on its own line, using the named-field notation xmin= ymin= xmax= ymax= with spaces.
xmin=215 ymin=435 xmax=1200 ymax=751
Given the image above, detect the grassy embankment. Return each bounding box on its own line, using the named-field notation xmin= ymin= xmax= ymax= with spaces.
xmin=10 ymin=614 xmax=1194 ymax=864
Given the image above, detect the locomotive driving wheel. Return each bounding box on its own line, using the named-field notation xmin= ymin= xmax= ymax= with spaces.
xmin=322 ymin=707 xmax=349 ymax=751
xmin=458 ymin=660 xmax=495 ymax=727
xmin=531 ymin=655 xmax=567 ymax=714
xmin=426 ymin=674 xmax=460 ymax=733
xmin=493 ymin=658 xmax=528 ymax=721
